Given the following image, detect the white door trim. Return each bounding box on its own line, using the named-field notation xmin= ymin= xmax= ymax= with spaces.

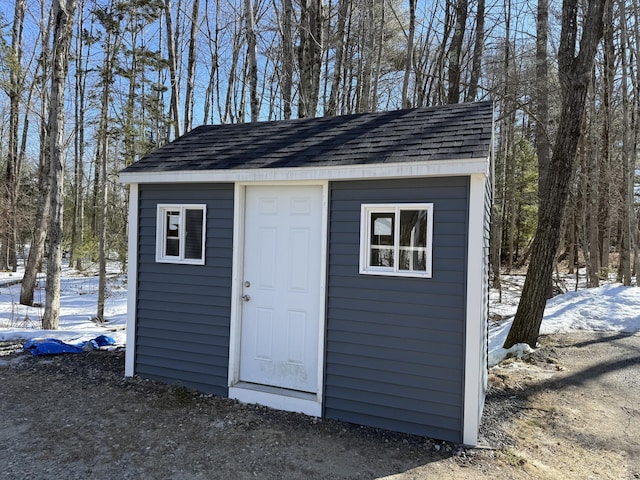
xmin=228 ymin=181 xmax=328 ymax=417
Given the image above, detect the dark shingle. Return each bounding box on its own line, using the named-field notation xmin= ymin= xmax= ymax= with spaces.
xmin=121 ymin=101 xmax=493 ymax=174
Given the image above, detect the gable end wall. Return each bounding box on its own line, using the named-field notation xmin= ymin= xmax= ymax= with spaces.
xmin=325 ymin=177 xmax=470 ymax=442
xmin=135 ymin=183 xmax=233 ymax=395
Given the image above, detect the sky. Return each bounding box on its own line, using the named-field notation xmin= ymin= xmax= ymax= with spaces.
xmin=1 ymin=266 xmax=639 ymax=367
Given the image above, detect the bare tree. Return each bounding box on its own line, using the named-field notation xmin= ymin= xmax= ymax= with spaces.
xmin=2 ymin=0 xmax=25 ymax=272
xmin=298 ymin=0 xmax=323 ymax=117
xmin=42 ymin=0 xmax=76 ymax=330
xmin=326 ymin=0 xmax=350 ymax=116
xmin=535 ymin=0 xmax=550 ymax=200
xmin=69 ymin=0 xmax=90 ymax=270
xmin=184 ymin=0 xmax=200 ymax=132
xmin=466 ymin=0 xmax=484 ymax=102
xmin=505 ymin=0 xmax=608 ymax=349
xmin=447 ymin=0 xmax=468 ymax=104
xmin=402 ymin=0 xmax=416 ymax=109
xmin=617 ymin=0 xmax=632 ymax=286
xmin=245 ymin=0 xmax=259 ymax=122
xmin=20 ymin=3 xmax=52 ymax=306
xmin=94 ymin=1 xmax=117 ymax=322
xmin=598 ymin=0 xmax=614 ymax=274
xmin=164 ymin=0 xmax=181 ymax=138
xmin=280 ymin=0 xmax=295 ymax=118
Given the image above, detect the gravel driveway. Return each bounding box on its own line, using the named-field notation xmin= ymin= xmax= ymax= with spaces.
xmin=1 ymin=331 xmax=638 ymax=479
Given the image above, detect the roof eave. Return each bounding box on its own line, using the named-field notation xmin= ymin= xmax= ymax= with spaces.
xmin=119 ymin=156 xmax=491 ymax=185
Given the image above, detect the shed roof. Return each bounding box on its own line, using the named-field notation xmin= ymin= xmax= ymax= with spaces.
xmin=121 ymin=101 xmax=493 ymax=177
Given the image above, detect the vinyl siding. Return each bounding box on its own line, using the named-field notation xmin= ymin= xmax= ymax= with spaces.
xmin=325 ymin=177 xmax=469 ymax=442
xmin=135 ymin=184 xmax=233 ymax=395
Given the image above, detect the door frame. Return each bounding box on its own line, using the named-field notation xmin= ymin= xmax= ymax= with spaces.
xmin=228 ymin=181 xmax=328 ymax=417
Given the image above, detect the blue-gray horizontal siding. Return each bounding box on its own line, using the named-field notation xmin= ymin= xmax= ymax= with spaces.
xmin=135 ymin=183 xmax=233 ymax=395
xmin=325 ymin=177 xmax=469 ymax=442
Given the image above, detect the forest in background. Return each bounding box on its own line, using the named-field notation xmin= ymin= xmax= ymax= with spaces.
xmin=0 ymin=0 xmax=636 ymax=322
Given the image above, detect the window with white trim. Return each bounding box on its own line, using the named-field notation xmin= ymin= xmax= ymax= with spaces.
xmin=360 ymin=203 xmax=433 ymax=278
xmin=156 ymin=204 xmax=206 ymax=264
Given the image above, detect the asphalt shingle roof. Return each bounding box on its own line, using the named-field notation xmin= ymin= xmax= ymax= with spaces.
xmin=121 ymin=101 xmax=493 ymax=174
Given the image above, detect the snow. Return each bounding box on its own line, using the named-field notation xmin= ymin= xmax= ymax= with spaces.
xmin=1 ymin=265 xmax=639 ymax=367
xmin=0 ymin=265 xmax=127 ymax=348
xmin=489 ymin=277 xmax=640 ymax=367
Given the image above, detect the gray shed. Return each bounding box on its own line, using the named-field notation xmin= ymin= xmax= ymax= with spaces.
xmin=119 ymin=101 xmax=494 ymax=446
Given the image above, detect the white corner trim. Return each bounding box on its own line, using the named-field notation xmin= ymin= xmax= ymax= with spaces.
xmin=462 ymin=174 xmax=486 ymax=446
xmin=317 ymin=181 xmax=329 ymax=404
xmin=227 ymin=184 xmax=245 ymax=387
xmin=125 ymin=183 xmax=139 ymax=377
xmin=119 ymin=157 xmax=490 ymax=185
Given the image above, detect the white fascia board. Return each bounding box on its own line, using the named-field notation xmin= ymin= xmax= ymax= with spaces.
xmin=119 ymin=157 xmax=490 ymax=185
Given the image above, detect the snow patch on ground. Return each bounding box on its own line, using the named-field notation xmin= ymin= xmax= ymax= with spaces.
xmin=488 ymin=276 xmax=640 ymax=366
xmin=0 ymin=264 xmax=127 ymax=347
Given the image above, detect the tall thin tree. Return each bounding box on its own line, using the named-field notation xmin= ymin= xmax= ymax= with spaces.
xmin=245 ymin=0 xmax=259 ymax=122
xmin=42 ymin=0 xmax=76 ymax=330
xmin=184 ymin=0 xmax=200 ymax=132
xmin=402 ymin=0 xmax=416 ymax=109
xmin=3 ymin=0 xmax=26 ymax=272
xmin=504 ymin=0 xmax=608 ymax=349
xmin=20 ymin=2 xmax=52 ymax=306
xmin=447 ymin=0 xmax=468 ymax=104
xmin=466 ymin=0 xmax=484 ymax=102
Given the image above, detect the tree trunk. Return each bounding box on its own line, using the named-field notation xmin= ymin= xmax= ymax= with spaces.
xmin=598 ymin=0 xmax=614 ymax=276
xmin=466 ymin=0 xmax=484 ymax=102
xmin=447 ymin=0 xmax=468 ymax=104
xmin=20 ymin=5 xmax=52 ymax=306
xmin=245 ymin=0 xmax=259 ymax=122
xmin=327 ymin=0 xmax=349 ymax=116
xmin=96 ymin=123 xmax=108 ymax=321
xmin=95 ymin=13 xmax=114 ymax=321
xmin=504 ymin=0 xmax=607 ymax=349
xmin=3 ymin=0 xmax=26 ymax=272
xmin=70 ymin=0 xmax=88 ymax=270
xmin=281 ymin=0 xmax=295 ymax=119
xmin=402 ymin=0 xmax=416 ymax=109
xmin=298 ymin=0 xmax=323 ymax=118
xmin=184 ymin=0 xmax=199 ymax=132
xmin=586 ymin=79 xmax=600 ymax=287
xmin=370 ymin=0 xmax=385 ymax=110
xmin=164 ymin=0 xmax=182 ymax=138
xmin=42 ymin=0 xmax=76 ymax=330
xmin=617 ymin=0 xmax=632 ymax=286
xmin=535 ymin=0 xmax=551 ymax=201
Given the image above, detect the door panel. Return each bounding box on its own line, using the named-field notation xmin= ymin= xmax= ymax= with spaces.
xmin=239 ymin=185 xmax=322 ymax=393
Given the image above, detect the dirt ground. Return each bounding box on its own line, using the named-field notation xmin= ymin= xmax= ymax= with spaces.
xmin=0 ymin=331 xmax=638 ymax=480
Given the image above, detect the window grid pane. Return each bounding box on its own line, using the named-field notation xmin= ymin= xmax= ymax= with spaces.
xmin=369 ymin=212 xmax=395 ymax=267
xmin=165 ymin=211 xmax=180 ymax=256
xmin=399 ymin=209 xmax=428 ymax=272
xmin=184 ymin=209 xmax=204 ymax=259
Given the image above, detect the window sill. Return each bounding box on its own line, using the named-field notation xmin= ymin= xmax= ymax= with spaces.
xmin=359 ymin=268 xmax=432 ymax=279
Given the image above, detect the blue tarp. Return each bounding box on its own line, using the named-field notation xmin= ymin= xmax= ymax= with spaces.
xmin=23 ymin=335 xmax=116 ymax=356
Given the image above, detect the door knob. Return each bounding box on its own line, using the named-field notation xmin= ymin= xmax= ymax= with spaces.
xmin=241 ymin=294 xmax=251 ymax=302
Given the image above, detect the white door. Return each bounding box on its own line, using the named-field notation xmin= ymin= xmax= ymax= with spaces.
xmin=239 ymin=185 xmax=322 ymax=393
